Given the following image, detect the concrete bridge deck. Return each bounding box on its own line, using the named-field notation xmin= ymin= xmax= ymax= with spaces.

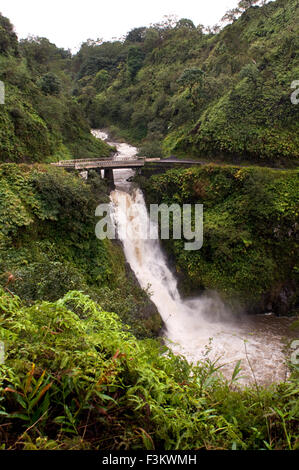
xmin=52 ymin=159 xmax=145 ymax=170
xmin=52 ymin=157 xmax=202 ymax=171
xmin=51 ymin=157 xmax=202 ymax=187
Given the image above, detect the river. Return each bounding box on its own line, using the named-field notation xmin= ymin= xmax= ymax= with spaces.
xmin=92 ymin=129 xmax=296 ymax=386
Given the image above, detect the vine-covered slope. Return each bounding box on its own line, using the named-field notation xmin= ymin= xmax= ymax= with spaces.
xmin=0 ymin=14 xmax=112 ymax=162
xmin=0 ymin=165 xmax=161 ymax=338
xmin=138 ymin=165 xmax=299 ymax=314
xmin=75 ymin=0 xmax=299 ymax=165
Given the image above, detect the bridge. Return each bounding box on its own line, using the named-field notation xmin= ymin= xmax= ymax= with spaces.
xmin=51 ymin=157 xmax=202 ymax=186
xmin=52 ymin=158 xmax=145 ymax=170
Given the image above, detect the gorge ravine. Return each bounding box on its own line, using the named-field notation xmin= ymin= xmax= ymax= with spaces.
xmin=92 ymin=129 xmax=295 ymax=386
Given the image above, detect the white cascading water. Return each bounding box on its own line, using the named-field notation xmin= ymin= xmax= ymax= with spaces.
xmin=92 ymin=129 xmax=294 ymax=386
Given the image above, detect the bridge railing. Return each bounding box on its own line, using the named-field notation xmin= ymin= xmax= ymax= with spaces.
xmin=52 ymin=158 xmax=108 ymax=166
xmin=73 ymin=160 xmax=144 ymax=168
xmin=52 ymin=158 xmax=146 ymax=166
xmin=51 ymin=157 xmax=201 ymax=171
xmin=52 ymin=160 xmax=145 ymax=170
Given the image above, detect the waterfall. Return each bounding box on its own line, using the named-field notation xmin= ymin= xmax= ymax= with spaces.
xmin=92 ymin=129 xmax=291 ymax=386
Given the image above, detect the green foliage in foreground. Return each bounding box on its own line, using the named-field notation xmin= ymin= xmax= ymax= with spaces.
xmin=0 ymin=289 xmax=298 ymax=450
xmin=138 ymin=165 xmax=299 ymax=314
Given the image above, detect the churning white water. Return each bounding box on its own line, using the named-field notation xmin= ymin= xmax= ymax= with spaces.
xmin=92 ymin=129 xmax=294 ymax=386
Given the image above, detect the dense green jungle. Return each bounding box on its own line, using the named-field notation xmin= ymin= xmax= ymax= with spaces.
xmin=0 ymin=0 xmax=298 ymax=451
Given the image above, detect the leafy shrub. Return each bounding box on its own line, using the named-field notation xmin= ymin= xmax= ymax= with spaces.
xmin=0 ymin=289 xmax=298 ymax=450
xmin=38 ymin=72 xmax=62 ymax=95
xmin=137 ymin=140 xmax=163 ymax=158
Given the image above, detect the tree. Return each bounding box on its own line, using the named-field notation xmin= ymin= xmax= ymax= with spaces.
xmin=94 ymin=69 xmax=110 ymax=92
xmin=150 ymin=15 xmax=178 ymax=40
xmin=76 ymin=41 xmax=126 ymax=79
xmin=204 ymin=24 xmax=221 ymax=34
xmin=126 ymin=27 xmax=147 ymax=43
xmin=178 ymin=67 xmax=204 ymax=88
xmin=0 ymin=13 xmax=18 ymax=55
xmin=221 ymin=8 xmax=241 ymax=24
xmin=38 ymin=72 xmax=61 ymax=95
xmin=127 ymin=46 xmax=144 ymax=79
xmin=177 ymin=67 xmax=204 ymax=107
xmin=239 ymin=63 xmax=259 ymax=85
xmin=222 ymin=1 xmax=261 ymax=24
xmin=238 ymin=0 xmax=260 ymax=10
xmin=144 ymin=28 xmax=160 ymax=52
xmin=176 ymin=18 xmax=196 ymax=30
xmin=20 ymin=36 xmax=71 ymax=74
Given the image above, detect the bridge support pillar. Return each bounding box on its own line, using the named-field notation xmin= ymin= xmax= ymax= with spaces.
xmin=103 ymin=168 xmax=115 ymax=189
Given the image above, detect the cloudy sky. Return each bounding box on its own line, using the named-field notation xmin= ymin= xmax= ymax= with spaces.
xmin=1 ymin=0 xmax=239 ymax=51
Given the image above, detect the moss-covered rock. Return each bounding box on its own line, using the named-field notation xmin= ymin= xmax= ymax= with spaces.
xmin=138 ymin=165 xmax=299 ymax=314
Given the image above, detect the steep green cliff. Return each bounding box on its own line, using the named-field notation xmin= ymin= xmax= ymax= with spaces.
xmin=138 ymin=165 xmax=299 ymax=314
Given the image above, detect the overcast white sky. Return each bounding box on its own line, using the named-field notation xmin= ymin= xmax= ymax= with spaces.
xmin=0 ymin=0 xmax=239 ymax=51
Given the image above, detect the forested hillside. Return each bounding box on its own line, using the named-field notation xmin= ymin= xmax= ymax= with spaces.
xmin=74 ymin=0 xmax=299 ymax=165
xmin=0 ymin=0 xmax=298 ymax=452
xmin=0 ymin=14 xmax=112 ymax=162
xmin=1 ymin=0 xmax=298 ymax=164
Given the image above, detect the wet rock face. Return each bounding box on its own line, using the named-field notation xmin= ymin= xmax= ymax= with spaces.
xmin=258 ymin=281 xmax=299 ymax=316
xmin=273 ymin=282 xmax=298 ymax=316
